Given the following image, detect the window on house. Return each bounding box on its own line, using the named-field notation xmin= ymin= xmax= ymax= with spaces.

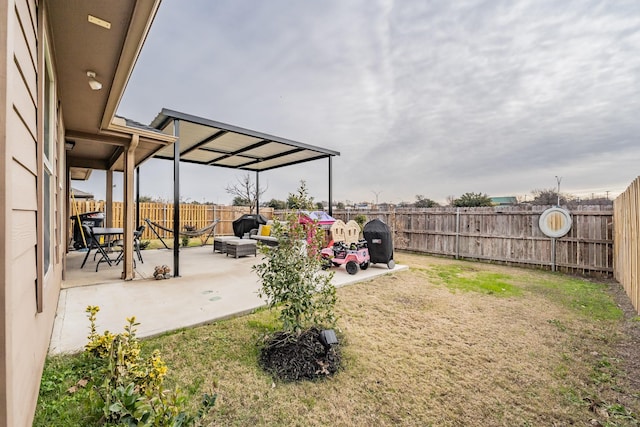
xmin=43 ymin=40 xmax=54 ymax=275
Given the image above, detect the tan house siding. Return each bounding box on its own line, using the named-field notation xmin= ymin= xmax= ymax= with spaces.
xmin=1 ymin=0 xmax=64 ymax=425
xmin=0 ymin=0 xmax=9 ymax=423
xmin=1 ymin=1 xmax=165 ymax=424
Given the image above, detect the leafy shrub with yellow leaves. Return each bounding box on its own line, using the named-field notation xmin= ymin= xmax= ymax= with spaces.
xmin=84 ymin=306 xmax=215 ymax=425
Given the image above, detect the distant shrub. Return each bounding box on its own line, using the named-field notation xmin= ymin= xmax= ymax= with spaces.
xmin=353 ymin=214 xmax=367 ymax=234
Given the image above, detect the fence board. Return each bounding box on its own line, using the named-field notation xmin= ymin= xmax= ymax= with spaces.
xmin=333 ymin=205 xmax=613 ymax=276
xmin=614 ymin=177 xmax=640 ymax=314
xmin=70 ymin=201 xmax=274 ymax=241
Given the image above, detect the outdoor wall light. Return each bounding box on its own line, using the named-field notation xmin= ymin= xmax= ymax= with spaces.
xmin=64 ymin=140 xmax=75 ymax=150
xmin=86 ymin=71 xmax=102 ymax=91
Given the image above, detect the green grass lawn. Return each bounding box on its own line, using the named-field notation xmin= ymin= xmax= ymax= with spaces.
xmin=35 ymin=253 xmax=639 ymax=426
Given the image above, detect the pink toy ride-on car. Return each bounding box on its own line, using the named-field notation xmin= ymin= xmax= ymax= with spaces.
xmin=321 ymin=240 xmax=370 ymax=275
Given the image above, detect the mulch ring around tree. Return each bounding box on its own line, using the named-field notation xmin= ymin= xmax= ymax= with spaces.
xmin=259 ymin=327 xmax=341 ymax=382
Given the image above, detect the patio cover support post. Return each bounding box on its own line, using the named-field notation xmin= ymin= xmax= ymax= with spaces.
xmin=121 ymin=134 xmax=138 ymax=280
xmin=173 ymin=120 xmax=180 ymax=277
xmin=64 ymin=164 xmax=71 ymax=279
xmin=106 ymin=168 xmax=114 ymax=227
xmin=328 ymin=156 xmax=333 ymax=216
xmin=136 ymin=167 xmax=140 ymax=229
xmin=255 ymin=170 xmax=259 ymax=216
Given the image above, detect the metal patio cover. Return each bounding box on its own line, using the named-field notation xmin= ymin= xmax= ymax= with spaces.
xmin=149 ymin=109 xmax=339 ymax=171
xmin=147 ymin=108 xmax=339 ymax=278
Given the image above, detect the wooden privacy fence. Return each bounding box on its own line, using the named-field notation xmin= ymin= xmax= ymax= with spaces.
xmin=332 ymin=205 xmax=613 ymax=276
xmin=70 ymin=200 xmax=274 ymax=241
xmin=614 ymin=177 xmax=640 ymax=314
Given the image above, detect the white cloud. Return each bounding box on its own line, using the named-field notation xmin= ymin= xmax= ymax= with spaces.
xmin=88 ymin=0 xmax=640 ymax=206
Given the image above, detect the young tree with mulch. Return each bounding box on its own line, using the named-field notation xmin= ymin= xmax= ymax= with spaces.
xmin=253 ymin=182 xmax=340 ymax=381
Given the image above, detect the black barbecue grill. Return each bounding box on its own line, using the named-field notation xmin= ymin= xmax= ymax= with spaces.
xmin=363 ymin=218 xmax=395 ymax=269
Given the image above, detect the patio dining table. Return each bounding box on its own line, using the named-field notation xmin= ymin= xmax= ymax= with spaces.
xmin=80 ymin=227 xmax=124 ymax=271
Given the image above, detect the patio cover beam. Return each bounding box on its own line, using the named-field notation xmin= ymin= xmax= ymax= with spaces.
xmin=207 ymin=139 xmax=272 ymax=165
xmin=150 ymin=109 xmax=339 ymax=172
xmin=65 ymin=130 xmax=131 ymax=147
xmin=234 ymin=147 xmax=305 ymax=169
xmin=181 ymin=129 xmax=228 ymax=156
xmin=154 ymin=152 xmax=333 ymax=173
xmin=248 ymin=153 xmax=332 ymax=172
xmin=67 ymin=157 xmax=111 ymax=170
xmin=107 ymin=146 xmax=125 ymax=170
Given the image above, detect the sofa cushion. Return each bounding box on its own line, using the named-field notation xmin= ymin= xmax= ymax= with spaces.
xmin=251 ymin=235 xmax=277 ymax=242
xmin=259 ymin=224 xmax=272 ymax=236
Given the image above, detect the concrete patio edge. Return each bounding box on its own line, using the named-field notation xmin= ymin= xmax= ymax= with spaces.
xmin=49 ymin=246 xmax=407 ymax=355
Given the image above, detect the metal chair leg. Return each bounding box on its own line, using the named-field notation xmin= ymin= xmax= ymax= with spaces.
xmin=80 ymin=246 xmax=92 ymax=268
xmin=135 ymin=242 xmax=144 ymax=263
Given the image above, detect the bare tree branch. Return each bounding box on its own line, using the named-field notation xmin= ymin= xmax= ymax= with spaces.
xmin=225 ymin=173 xmax=268 ymax=213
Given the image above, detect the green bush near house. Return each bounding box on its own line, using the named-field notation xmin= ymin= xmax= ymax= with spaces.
xmin=35 ymin=306 xmax=216 ymax=426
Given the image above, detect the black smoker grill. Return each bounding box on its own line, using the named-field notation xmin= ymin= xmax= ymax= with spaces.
xmin=363 ymin=218 xmax=395 ymax=269
xmin=232 ymin=214 xmax=268 ymax=238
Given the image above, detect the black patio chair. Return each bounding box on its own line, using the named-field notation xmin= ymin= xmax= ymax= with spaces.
xmin=134 ymin=225 xmax=145 ymax=263
xmin=114 ymin=225 xmax=145 ymax=266
xmin=80 ymin=225 xmax=112 ymax=270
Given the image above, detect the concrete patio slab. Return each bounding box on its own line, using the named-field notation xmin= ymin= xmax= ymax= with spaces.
xmin=50 ymin=245 xmax=406 ymax=354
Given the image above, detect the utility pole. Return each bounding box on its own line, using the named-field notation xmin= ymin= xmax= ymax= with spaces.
xmin=605 ymin=190 xmax=610 ymax=200
xmin=372 ymin=190 xmax=382 ymax=207
xmin=555 ymin=176 xmax=562 ymax=206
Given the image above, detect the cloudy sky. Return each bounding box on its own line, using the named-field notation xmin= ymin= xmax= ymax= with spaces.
xmin=76 ymin=0 xmax=640 ymax=205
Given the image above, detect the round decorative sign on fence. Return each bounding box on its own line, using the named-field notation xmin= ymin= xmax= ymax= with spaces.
xmin=538 ymin=207 xmax=572 ymax=238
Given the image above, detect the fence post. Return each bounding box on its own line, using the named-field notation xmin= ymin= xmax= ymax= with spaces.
xmin=455 ymin=207 xmax=460 ymax=259
xmin=390 ymin=206 xmax=396 ymax=245
xmin=162 ymin=203 xmax=167 ymax=238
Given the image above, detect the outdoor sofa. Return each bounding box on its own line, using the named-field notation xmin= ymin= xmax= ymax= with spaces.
xmin=249 ymin=221 xmax=279 ymax=246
